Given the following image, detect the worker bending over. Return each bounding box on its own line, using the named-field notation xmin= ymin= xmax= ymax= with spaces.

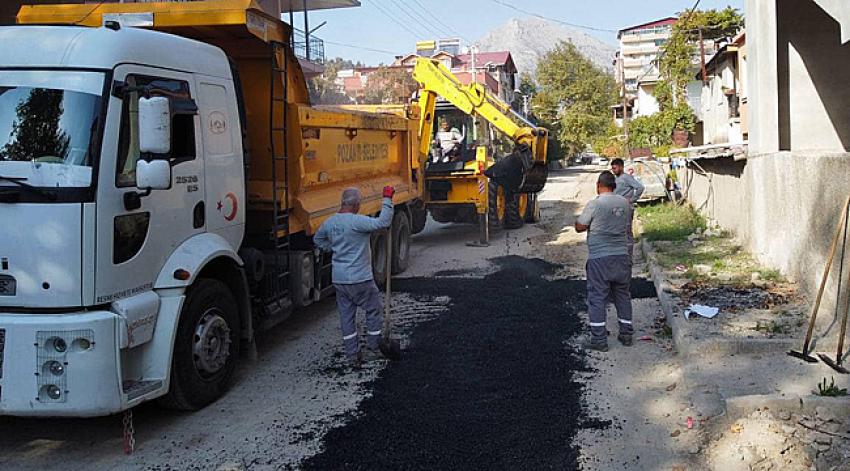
xmin=575 ymin=171 xmax=633 ymax=352
xmin=314 ymin=186 xmax=395 ymax=367
xmin=610 ymin=158 xmax=644 ymax=259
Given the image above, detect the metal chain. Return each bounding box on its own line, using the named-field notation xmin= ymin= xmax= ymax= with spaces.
xmin=123 ymin=409 xmax=136 ymax=455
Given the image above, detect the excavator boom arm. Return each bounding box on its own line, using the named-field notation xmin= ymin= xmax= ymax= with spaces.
xmin=412 ymin=57 xmax=548 ymax=167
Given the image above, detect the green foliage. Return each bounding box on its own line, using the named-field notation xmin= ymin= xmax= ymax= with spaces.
xmin=637 ymin=202 xmax=707 ymax=241
xmin=308 ymin=57 xmax=360 ymax=105
xmin=512 ymin=72 xmax=537 ymax=113
xmin=534 ymin=41 xmax=617 ymax=157
xmin=818 ymin=377 xmax=848 ymax=397
xmin=592 ymin=122 xmax=626 ymax=158
xmin=657 ymin=7 xmax=743 ymax=110
xmin=627 ymin=103 xmax=695 ymax=155
xmin=362 ymin=66 xmax=418 ymax=104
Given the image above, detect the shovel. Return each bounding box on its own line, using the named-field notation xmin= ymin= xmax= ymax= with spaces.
xmin=819 ymin=258 xmax=850 ymax=374
xmin=789 ymin=195 xmax=850 ymax=364
xmin=378 ymin=228 xmax=402 ymax=360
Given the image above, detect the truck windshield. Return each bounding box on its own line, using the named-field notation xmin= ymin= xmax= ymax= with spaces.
xmin=0 ymin=71 xmax=103 ymax=188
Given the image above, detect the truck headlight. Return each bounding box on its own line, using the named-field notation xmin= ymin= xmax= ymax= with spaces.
xmin=52 ymin=337 xmax=67 ymax=353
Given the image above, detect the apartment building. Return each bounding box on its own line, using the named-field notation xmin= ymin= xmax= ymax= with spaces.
xmin=616 ymin=17 xmax=677 ymax=98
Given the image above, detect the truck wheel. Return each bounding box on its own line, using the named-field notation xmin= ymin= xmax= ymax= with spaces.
xmin=160 ymin=278 xmax=240 ymax=411
xmin=487 ymin=181 xmax=506 ymax=230
xmin=391 ymin=212 xmax=411 ymax=274
xmin=504 ymin=192 xmax=526 ymax=230
xmin=524 ymin=193 xmax=540 ymax=223
xmin=371 ymin=231 xmax=389 ymax=287
xmin=410 ymin=205 xmax=427 ymax=234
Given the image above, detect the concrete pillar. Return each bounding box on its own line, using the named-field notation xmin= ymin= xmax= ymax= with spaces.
xmin=745 ymin=0 xmax=780 ymax=155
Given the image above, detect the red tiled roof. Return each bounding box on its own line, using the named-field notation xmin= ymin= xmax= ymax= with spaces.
xmin=455 ymin=51 xmax=516 ymax=73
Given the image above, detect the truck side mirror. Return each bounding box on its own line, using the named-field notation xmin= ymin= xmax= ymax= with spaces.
xmin=136 ymin=159 xmax=171 ymax=191
xmin=139 ymin=96 xmax=171 ymax=154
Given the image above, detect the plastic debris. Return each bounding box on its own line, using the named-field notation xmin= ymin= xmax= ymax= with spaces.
xmin=683 ymin=304 xmax=719 ymax=320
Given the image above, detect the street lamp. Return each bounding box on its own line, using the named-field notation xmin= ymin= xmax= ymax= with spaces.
xmin=514 ymin=89 xmax=533 ymax=118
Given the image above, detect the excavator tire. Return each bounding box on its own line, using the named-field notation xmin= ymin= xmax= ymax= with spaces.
xmin=504 ymin=191 xmax=525 ymax=230
xmin=487 ymin=180 xmax=507 ymax=230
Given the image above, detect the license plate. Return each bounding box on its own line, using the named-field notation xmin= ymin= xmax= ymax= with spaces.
xmin=0 ymin=276 xmax=15 ymax=296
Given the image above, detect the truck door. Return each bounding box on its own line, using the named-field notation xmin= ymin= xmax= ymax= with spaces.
xmin=94 ymin=66 xmax=205 ymax=304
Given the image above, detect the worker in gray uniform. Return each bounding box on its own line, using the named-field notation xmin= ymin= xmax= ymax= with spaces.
xmin=314 ymin=186 xmax=395 ymax=367
xmin=610 ymin=158 xmax=644 ymax=259
xmin=575 ymin=171 xmax=633 ymax=352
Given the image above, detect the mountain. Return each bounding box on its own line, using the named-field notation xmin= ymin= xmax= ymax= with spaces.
xmin=476 ymin=17 xmax=617 ymax=77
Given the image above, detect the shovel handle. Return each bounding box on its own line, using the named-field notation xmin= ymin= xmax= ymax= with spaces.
xmin=804 ymin=195 xmax=850 ymax=353
xmin=384 ymin=227 xmax=392 ymax=334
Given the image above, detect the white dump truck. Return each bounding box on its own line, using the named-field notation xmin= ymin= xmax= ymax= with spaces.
xmin=0 ymin=1 xmax=425 ymax=417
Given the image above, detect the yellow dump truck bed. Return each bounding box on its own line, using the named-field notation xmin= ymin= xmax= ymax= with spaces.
xmin=17 ymin=0 xmax=421 ymax=236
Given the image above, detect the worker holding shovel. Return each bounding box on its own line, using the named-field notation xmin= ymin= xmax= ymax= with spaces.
xmin=314 ymin=186 xmax=395 ymax=368
xmin=575 ymin=171 xmax=634 ymax=352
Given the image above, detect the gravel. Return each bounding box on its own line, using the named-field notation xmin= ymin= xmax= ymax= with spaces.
xmin=301 ymin=256 xmax=656 ymax=470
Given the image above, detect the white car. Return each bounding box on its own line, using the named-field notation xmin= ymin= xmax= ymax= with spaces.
xmin=593 ymin=156 xmax=610 ymax=166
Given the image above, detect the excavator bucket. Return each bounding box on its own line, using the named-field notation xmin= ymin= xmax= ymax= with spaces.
xmin=484 ymin=145 xmax=548 ymax=194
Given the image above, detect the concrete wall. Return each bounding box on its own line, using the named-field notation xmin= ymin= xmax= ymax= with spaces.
xmin=688 ymin=0 xmax=850 ymax=339
xmin=684 ymin=153 xmax=850 ymax=336
xmin=636 ymin=84 xmax=659 ymax=117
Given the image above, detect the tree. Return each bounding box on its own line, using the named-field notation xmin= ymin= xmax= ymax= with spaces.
xmin=308 ymin=57 xmax=360 ymax=105
xmin=511 ymin=72 xmax=537 ymax=115
xmin=657 ymin=7 xmax=743 ymax=112
xmin=1 ymin=89 xmax=69 ymax=161
xmin=361 ymin=66 xmax=418 ymax=104
xmin=533 ymin=41 xmax=617 ymax=157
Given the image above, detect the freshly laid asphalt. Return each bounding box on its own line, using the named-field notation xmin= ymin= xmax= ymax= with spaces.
xmin=301 ymin=256 xmax=657 ymax=470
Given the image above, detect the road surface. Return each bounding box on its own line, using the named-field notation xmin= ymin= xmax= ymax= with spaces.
xmin=0 ymin=167 xmax=684 ymax=470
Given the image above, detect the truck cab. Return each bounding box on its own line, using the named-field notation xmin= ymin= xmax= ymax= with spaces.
xmin=0 ymin=24 xmax=249 ymax=416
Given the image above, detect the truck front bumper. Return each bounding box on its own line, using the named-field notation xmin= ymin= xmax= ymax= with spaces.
xmin=0 ymin=310 xmax=123 ymax=417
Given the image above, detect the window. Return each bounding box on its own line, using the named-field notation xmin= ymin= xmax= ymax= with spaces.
xmin=116 ymin=75 xmax=197 ymax=187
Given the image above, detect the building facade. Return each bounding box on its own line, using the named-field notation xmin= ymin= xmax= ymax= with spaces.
xmin=679 ymin=0 xmax=850 ymax=343
xmin=616 ymin=17 xmax=677 ymax=97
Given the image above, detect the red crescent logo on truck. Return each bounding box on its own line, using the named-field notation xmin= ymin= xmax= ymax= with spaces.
xmin=217 ymin=192 xmax=238 ymax=221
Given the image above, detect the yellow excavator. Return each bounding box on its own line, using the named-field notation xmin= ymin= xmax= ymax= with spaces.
xmin=412 ymin=57 xmax=549 ymax=245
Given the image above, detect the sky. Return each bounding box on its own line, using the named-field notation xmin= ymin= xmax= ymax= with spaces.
xmin=304 ymin=0 xmax=745 ymax=66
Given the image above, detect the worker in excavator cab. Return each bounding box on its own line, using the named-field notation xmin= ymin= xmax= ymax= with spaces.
xmin=431 ymin=119 xmax=464 ymax=163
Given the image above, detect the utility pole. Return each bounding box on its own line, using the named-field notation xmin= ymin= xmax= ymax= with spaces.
xmin=620 ymin=53 xmax=631 ymax=159
xmin=302 ymin=0 xmax=309 ymax=61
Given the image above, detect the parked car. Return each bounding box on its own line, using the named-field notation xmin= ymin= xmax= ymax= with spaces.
xmin=625 ymin=158 xmax=668 ymax=201
xmin=593 ymin=156 xmax=610 ymax=166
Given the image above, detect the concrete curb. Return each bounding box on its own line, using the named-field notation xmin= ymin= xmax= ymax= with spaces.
xmin=640 ymin=238 xmax=799 ymax=359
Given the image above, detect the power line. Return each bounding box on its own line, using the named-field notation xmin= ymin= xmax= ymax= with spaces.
xmin=409 ymin=0 xmax=463 ymax=37
xmin=324 ymin=40 xmax=399 ymax=56
xmin=388 ymin=0 xmax=447 ymax=39
xmin=369 ymin=0 xmax=428 ymax=40
xmin=372 ymin=0 xmax=430 ymax=40
xmin=406 ymin=0 xmax=462 ymax=39
xmin=633 ymin=0 xmax=703 ymax=84
xmin=487 ymin=0 xmax=618 ymax=33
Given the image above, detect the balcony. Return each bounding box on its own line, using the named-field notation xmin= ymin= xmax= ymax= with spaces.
xmin=292 ymin=28 xmax=325 ymax=64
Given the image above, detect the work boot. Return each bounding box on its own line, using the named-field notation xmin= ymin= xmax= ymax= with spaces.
xmin=346 ymin=351 xmax=363 ymax=369
xmin=580 ymin=336 xmax=609 ymax=352
xmin=618 ymin=334 xmax=634 ymax=347
xmin=362 ymin=347 xmax=385 ymax=362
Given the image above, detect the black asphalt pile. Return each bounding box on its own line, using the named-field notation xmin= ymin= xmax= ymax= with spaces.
xmin=301 ymin=256 xmax=656 ymax=470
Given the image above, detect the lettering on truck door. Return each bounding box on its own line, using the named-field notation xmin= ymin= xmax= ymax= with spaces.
xmin=95 ymin=67 xmax=206 ymax=303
